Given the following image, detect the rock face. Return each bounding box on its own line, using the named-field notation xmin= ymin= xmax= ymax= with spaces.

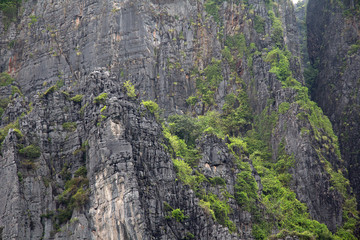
xmin=307 ymin=0 xmax=360 ymax=210
xmin=0 ymin=69 xmax=242 ymax=240
xmin=0 ymin=0 xmax=357 ymax=239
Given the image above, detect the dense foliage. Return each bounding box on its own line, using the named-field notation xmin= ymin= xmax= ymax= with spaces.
xmin=160 ymin=0 xmax=359 ymax=238
xmin=0 ymin=0 xmax=21 ymax=30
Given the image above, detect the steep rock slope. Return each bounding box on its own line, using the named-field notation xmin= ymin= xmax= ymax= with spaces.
xmin=307 ymin=0 xmax=360 ymax=211
xmin=0 ymin=0 xmax=358 ymax=239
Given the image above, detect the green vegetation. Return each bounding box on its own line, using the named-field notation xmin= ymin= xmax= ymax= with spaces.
xmin=225 ymin=33 xmax=247 ymax=58
xmin=186 ymin=96 xmax=198 ymax=106
xmin=171 ymin=153 xmax=236 ymax=231
xmin=0 ymin=98 xmax=10 ymax=119
xmin=11 ymin=85 xmax=22 ymax=96
xmin=74 ymin=166 xmax=87 ymax=177
xmin=268 ymin=10 xmax=284 ymax=48
xmin=0 ymin=0 xmax=21 ymax=31
xmin=56 ymin=79 xmax=64 ymax=89
xmin=73 ymin=141 xmax=88 ymax=156
xmin=162 ymin=37 xmax=358 ymax=238
xmin=171 ymin=208 xmax=186 ymax=222
xmin=209 ymin=176 xmax=226 ymax=186
xmin=0 ymin=72 xmax=14 ymax=86
xmin=253 ymin=15 xmax=265 ymax=34
xmin=41 ymin=85 xmax=56 ymax=98
xmin=204 ymin=0 xmax=225 ymax=23
xmin=62 ymin=122 xmax=77 ymax=132
xmin=240 ymin=129 xmax=344 ymax=239
xmin=0 ymin=120 xmax=20 ymax=148
xmin=142 ymin=100 xmax=159 ymax=114
xmin=348 ymin=42 xmax=360 ymax=55
xmin=222 ymin=90 xmax=253 ymax=136
xmin=260 ymin=42 xmax=358 ymax=238
xmin=265 ymin=48 xmax=292 ymax=84
xmin=194 ymin=58 xmax=223 ymax=107
xmin=19 ymin=144 xmax=41 ymax=159
xmin=28 ymin=15 xmax=37 ymax=27
xmin=164 ymin=117 xmax=236 ymax=232
xmin=55 ymin=166 xmax=88 ymax=229
xmin=123 ymin=80 xmax=136 ymax=98
xmin=17 ymin=171 xmax=23 ymax=182
xmin=79 ymin=102 xmax=89 ymax=116
xmin=142 ymin=100 xmax=161 ymax=120
xmin=278 ymin=102 xmax=290 ymax=114
xmin=93 ymin=92 xmax=108 ymax=104
xmin=100 ymin=106 xmax=107 ymax=113
xmin=234 ymin=164 xmax=258 ymax=211
xmin=70 ymin=94 xmax=83 ymax=103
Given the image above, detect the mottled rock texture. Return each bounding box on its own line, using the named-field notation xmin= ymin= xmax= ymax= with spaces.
xmin=0 ymin=0 xmax=357 ymax=239
xmin=307 ymin=0 xmax=360 ymax=210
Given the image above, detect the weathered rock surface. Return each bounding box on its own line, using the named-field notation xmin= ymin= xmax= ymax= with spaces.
xmin=307 ymin=0 xmax=360 ymax=210
xmin=0 ymin=0 xmax=356 ymax=239
xmin=0 ymin=69 xmax=245 ymax=239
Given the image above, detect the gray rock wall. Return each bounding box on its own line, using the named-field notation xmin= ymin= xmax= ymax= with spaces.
xmin=307 ymin=0 xmax=360 ymax=210
xmin=0 ymin=0 xmax=355 ymax=239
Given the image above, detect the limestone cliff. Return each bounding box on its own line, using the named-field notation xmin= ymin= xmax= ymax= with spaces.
xmin=0 ymin=0 xmax=358 ymax=239
xmin=307 ymin=0 xmax=360 ymax=215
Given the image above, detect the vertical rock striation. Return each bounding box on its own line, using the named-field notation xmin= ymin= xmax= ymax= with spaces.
xmin=0 ymin=0 xmax=357 ymax=239
xmin=307 ymin=0 xmax=360 ymax=211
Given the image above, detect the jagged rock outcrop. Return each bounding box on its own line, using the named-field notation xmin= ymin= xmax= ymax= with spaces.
xmin=0 ymin=0 xmax=357 ymax=239
xmin=307 ymin=0 xmax=360 ymax=210
xmin=1 ymin=68 xmax=245 ymax=239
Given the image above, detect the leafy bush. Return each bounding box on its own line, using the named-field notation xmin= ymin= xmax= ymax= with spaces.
xmin=11 ymin=85 xmax=22 ymax=96
xmin=142 ymin=100 xmax=159 ymax=114
xmin=168 ymin=114 xmax=200 ymax=147
xmin=194 ymin=58 xmax=223 ymax=107
xmin=265 ymin=48 xmax=292 ymax=83
xmin=186 ymin=96 xmax=198 ymax=106
xmin=171 ymin=209 xmax=185 ymax=222
xmin=70 ymin=94 xmax=83 ymax=103
xmin=62 ymin=122 xmax=77 ymax=132
xmin=142 ymin=100 xmax=161 ymax=120
xmin=348 ymin=43 xmax=360 ymax=55
xmin=204 ymin=0 xmax=225 ymax=23
xmin=278 ymin=102 xmax=290 ymax=114
xmin=235 ymin=168 xmax=258 ymax=210
xmin=173 ymin=158 xmax=197 ymax=187
xmin=19 ymin=145 xmax=41 ymax=159
xmin=199 ymin=199 xmax=215 ymax=219
xmin=94 ymin=92 xmax=108 ymax=104
xmin=163 ymin=122 xmax=201 ymax=166
xmin=268 ymin=10 xmax=284 ymax=48
xmin=41 ymin=85 xmax=56 ymax=98
xmin=100 ymin=106 xmax=106 ymax=113
xmin=222 ymin=46 xmax=233 ymax=64
xmin=0 ymin=120 xmax=19 ymax=147
xmin=0 ymin=98 xmax=10 ymax=109
xmin=123 ymin=80 xmax=136 ymax=98
xmin=253 ymin=15 xmax=265 ymax=34
xmin=0 ymin=98 xmax=10 ymax=119
xmin=225 ymin=33 xmax=247 ymax=58
xmin=222 ymin=91 xmax=253 ymax=136
xmin=204 ymin=58 xmax=223 ymax=88
xmin=209 ymin=176 xmax=226 ymax=186
xmin=203 ymin=193 xmax=236 ymax=232
xmin=0 ymin=72 xmax=14 ymax=86
xmin=74 ymin=166 xmax=87 ymax=178
xmin=56 ymin=173 xmax=89 ymax=225
xmin=0 ymin=0 xmax=21 ymax=31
